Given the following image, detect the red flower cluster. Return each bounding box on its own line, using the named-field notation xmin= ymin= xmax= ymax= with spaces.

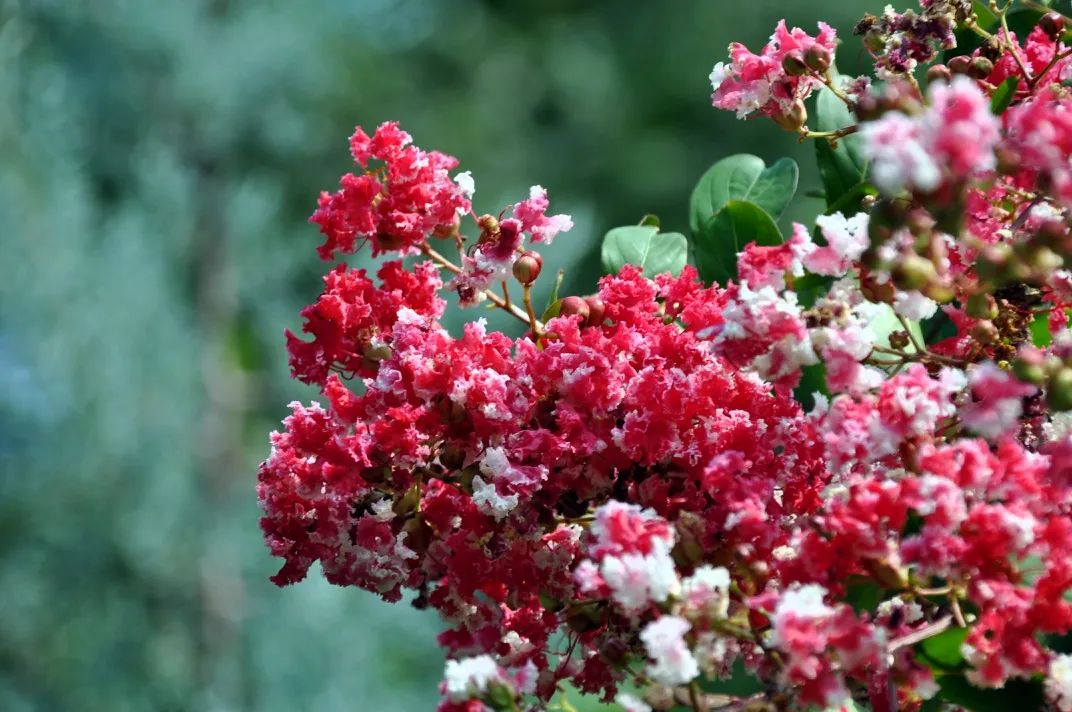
xmin=310 ymin=121 xmax=472 ymax=259
xmin=261 ymin=3 xmax=1072 ymax=710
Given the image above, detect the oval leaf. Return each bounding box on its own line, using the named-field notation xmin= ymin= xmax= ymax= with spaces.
xmin=689 ymin=154 xmax=798 ymax=233
xmin=601 ymin=225 xmax=687 ymax=278
xmin=990 ymin=76 xmax=1017 ymax=115
xmin=814 ymin=85 xmax=869 ymax=211
xmin=918 ymin=626 xmax=969 ymax=670
xmin=694 ymin=199 xmax=782 ymax=286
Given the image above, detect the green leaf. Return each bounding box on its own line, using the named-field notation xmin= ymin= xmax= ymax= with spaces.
xmin=919 ymin=626 xmax=969 ymax=671
xmin=936 ymin=674 xmax=1045 ymax=712
xmin=1031 ymin=310 xmax=1053 ymax=347
xmin=601 ymin=225 xmax=688 ymax=278
xmin=972 ymin=1 xmax=998 ymax=30
xmin=794 ymin=273 xmax=834 ymax=308
xmin=638 ymin=213 xmax=660 ymax=228
xmin=814 ymin=85 xmax=869 ymax=211
xmin=826 ymin=181 xmax=878 ymax=217
xmin=794 ymin=362 xmax=828 ymax=412
xmin=694 ymin=200 xmax=782 ymax=286
xmin=688 ymin=154 xmax=798 ymax=233
xmin=868 ymin=303 xmax=924 ymax=354
xmin=990 ymin=76 xmax=1018 ymax=115
xmin=541 ymin=269 xmax=566 ymax=321
xmin=844 ymin=579 xmax=885 ymax=614
xmin=922 ymin=309 xmax=958 ymax=346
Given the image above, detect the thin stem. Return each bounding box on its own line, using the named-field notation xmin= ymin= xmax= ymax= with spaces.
xmin=522 ymin=284 xmax=542 ymax=338
xmin=1000 ymin=12 xmax=1034 ymax=85
xmin=689 ymin=680 xmax=703 ymax=712
xmin=950 ymin=594 xmax=968 ymax=628
xmin=819 ymin=73 xmax=853 ymax=106
xmin=913 ymin=585 xmax=952 ymax=597
xmin=420 ymin=243 xmax=539 ymax=329
xmin=888 ymin=614 xmax=953 ymax=652
xmin=501 ymin=280 xmax=512 ymax=310
xmin=1033 ymin=48 xmax=1072 ymax=89
xmin=800 ymin=124 xmax=859 ymax=142
xmin=896 ymin=313 xmax=924 ymax=353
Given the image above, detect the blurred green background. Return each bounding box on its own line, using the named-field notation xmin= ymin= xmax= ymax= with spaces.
xmin=0 ymin=1 xmax=885 ymax=709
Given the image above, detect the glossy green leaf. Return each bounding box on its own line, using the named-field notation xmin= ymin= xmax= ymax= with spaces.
xmin=814 ymin=85 xmax=869 ymax=211
xmin=638 ymin=213 xmax=660 ymax=228
xmin=936 ymin=674 xmax=1045 ymax=711
xmin=794 ymin=362 xmax=828 ymax=412
xmin=990 ymin=76 xmax=1018 ymax=115
xmin=972 ymin=1 xmax=998 ymax=30
xmin=919 ymin=626 xmax=969 ymax=670
xmin=541 ymin=269 xmax=566 ymax=321
xmin=868 ymin=303 xmax=925 ymax=354
xmin=689 ymin=154 xmax=798 ymax=233
xmin=1031 ymin=311 xmax=1054 ymax=347
xmin=694 ymin=200 xmax=782 ymax=285
xmin=601 ymin=225 xmax=688 ymax=278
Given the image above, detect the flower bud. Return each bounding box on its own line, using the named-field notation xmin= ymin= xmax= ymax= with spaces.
xmin=948 ymin=55 xmax=972 ymax=76
xmin=926 ymin=64 xmax=953 ymax=85
xmin=966 ymin=292 xmax=999 ymax=320
xmin=888 ymin=330 xmax=911 ymax=350
xmin=1014 ymin=357 xmax=1048 ymax=386
xmin=477 ymin=214 xmax=500 ymax=234
xmin=363 ymin=341 xmax=392 ymax=363
xmin=484 ymin=681 xmax=518 ymax=711
xmin=772 ymin=99 xmax=808 ymax=132
xmin=995 ymin=145 xmax=1021 ymax=175
xmin=1048 ymin=367 xmax=1072 ymax=411
xmin=1037 ymin=219 xmax=1068 ymax=249
xmin=565 ymin=601 xmax=603 ymax=633
xmin=891 ymin=255 xmax=936 ymax=291
xmin=559 ymin=296 xmax=591 ymax=321
xmin=860 ymin=269 xmax=896 ymax=303
xmin=432 ymin=219 xmax=460 ymax=239
xmin=438 ymin=444 xmax=466 ymax=471
xmin=512 ymin=250 xmax=542 ymax=285
xmin=980 ymin=38 xmax=1003 ymax=62
xmin=969 ymin=56 xmax=994 ymax=80
xmin=1041 ymin=12 xmax=1065 ymax=41
xmin=863 ymin=29 xmax=887 ymax=53
xmin=781 ymin=50 xmax=808 ymax=77
xmin=854 ymin=93 xmax=883 ymax=122
xmin=584 ymin=296 xmax=606 ymax=326
xmin=971 ymin=320 xmax=1000 ymax=345
xmin=804 ymin=44 xmax=831 ymax=73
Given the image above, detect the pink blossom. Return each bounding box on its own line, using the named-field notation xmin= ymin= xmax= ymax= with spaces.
xmin=862 ymin=77 xmax=999 ymax=194
xmin=710 ymin=21 xmax=837 ymax=120
xmin=961 ymin=362 xmax=1037 ymax=439
xmin=640 ymin=616 xmax=700 ymax=686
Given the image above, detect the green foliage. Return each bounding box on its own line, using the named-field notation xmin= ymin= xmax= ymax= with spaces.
xmin=813 ymin=86 xmax=870 ymax=213
xmin=694 ymin=200 xmax=784 ymax=285
xmin=601 ymin=224 xmax=688 ymax=277
xmin=918 ymin=626 xmax=970 ymax=671
xmin=935 ymin=674 xmax=1046 ymax=711
xmin=990 ymin=76 xmax=1018 ymax=115
xmin=1032 ymin=311 xmax=1055 ymax=347
xmin=689 ymin=154 xmax=799 ymax=233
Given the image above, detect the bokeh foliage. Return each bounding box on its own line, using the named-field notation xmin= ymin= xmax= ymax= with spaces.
xmin=0 ymin=0 xmax=885 ymax=709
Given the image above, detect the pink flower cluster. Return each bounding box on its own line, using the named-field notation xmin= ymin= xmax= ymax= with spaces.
xmin=710 ymin=21 xmax=837 ymax=124
xmin=861 ymin=76 xmax=999 ymax=195
xmin=261 ymin=4 xmax=1072 ymax=710
xmin=310 ymin=121 xmax=472 ymax=259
